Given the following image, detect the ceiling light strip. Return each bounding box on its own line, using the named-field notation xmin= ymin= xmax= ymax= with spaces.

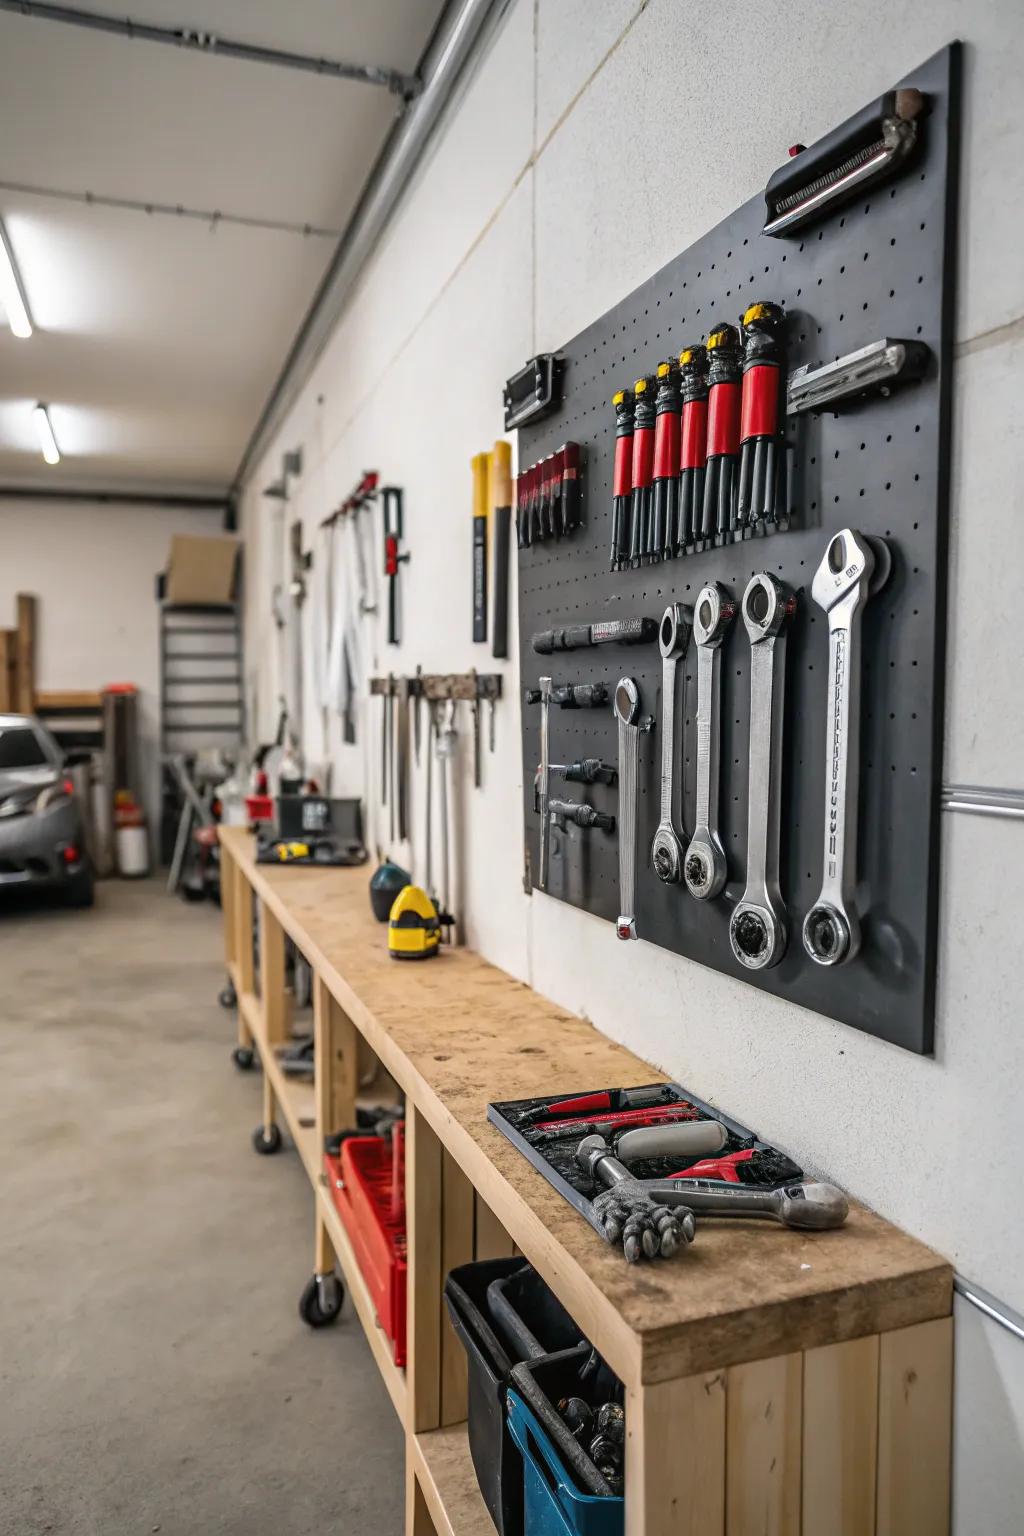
xmin=0 ymin=216 xmax=33 ymax=337
xmin=32 ymin=403 xmax=60 ymax=465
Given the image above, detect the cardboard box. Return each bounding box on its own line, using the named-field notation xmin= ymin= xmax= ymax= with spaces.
xmin=163 ymin=535 xmax=240 ymax=606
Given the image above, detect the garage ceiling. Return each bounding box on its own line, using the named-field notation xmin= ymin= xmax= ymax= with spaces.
xmin=0 ymin=0 xmax=445 ymax=495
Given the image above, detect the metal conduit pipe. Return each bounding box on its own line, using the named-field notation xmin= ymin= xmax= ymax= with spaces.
xmin=0 ymin=0 xmax=420 ymax=96
xmin=231 ymin=0 xmax=511 ymax=494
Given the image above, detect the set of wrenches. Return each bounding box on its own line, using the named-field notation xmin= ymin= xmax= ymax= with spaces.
xmin=614 ymin=526 xmax=890 ymax=969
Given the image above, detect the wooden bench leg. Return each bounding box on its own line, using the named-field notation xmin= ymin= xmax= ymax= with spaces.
xmin=625 ymin=1370 xmax=726 ymax=1536
xmin=407 ymin=1103 xmax=442 ymax=1435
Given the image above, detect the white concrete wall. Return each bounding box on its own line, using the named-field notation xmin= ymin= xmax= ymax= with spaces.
xmin=239 ymin=3 xmax=1024 ymax=1522
xmin=0 ymin=498 xmax=224 ymax=831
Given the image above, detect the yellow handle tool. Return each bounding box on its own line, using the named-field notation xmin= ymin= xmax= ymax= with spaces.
xmin=471 ymin=450 xmax=490 ymax=643
xmin=490 ymin=440 xmax=512 ymax=659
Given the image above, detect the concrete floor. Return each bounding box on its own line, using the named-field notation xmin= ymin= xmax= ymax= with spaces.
xmin=0 ymin=878 xmax=404 ymax=1536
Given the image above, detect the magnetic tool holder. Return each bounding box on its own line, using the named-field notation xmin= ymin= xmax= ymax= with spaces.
xmin=514 ymin=45 xmax=960 ymax=1055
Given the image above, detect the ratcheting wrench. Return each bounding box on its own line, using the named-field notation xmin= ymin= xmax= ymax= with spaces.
xmin=684 ymin=583 xmax=736 ymax=900
xmin=729 ymin=573 xmax=796 ymax=971
xmin=803 ymin=529 xmax=891 ymax=966
xmin=651 ymin=604 xmax=692 ymax=883
xmin=614 ymin=678 xmax=651 ymax=940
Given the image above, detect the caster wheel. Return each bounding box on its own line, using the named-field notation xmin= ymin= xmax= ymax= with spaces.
xmin=219 ymin=984 xmax=238 ymax=1010
xmin=252 ymin=1123 xmax=282 ymax=1155
xmin=299 ymin=1272 xmax=344 ymax=1328
xmin=232 ymin=1046 xmax=255 ymax=1071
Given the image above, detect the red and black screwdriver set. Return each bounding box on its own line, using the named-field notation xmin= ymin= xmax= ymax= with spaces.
xmin=608 ymin=300 xmax=789 ymax=570
xmin=515 ymin=442 xmax=583 ymax=548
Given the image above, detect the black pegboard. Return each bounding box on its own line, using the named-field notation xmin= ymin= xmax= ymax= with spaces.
xmin=517 ymin=45 xmax=960 ymax=1055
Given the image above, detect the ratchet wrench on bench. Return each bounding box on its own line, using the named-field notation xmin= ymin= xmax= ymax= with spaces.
xmin=803 ymin=529 xmax=891 ymax=966
xmin=651 ymin=603 xmax=691 ymax=882
xmin=684 ymin=583 xmax=736 ymax=900
xmin=729 ymin=572 xmax=796 ymax=970
xmin=614 ymin=678 xmax=651 ymax=939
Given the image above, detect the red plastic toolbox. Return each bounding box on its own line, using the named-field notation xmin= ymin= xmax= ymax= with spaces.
xmin=324 ymin=1135 xmax=407 ymax=1367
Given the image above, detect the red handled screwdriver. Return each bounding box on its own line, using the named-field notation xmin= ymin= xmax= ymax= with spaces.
xmin=627 ymin=375 xmax=656 ymax=566
xmin=677 ymin=344 xmax=708 ymax=553
xmin=609 ymin=388 xmax=634 ymax=570
xmin=700 ymin=323 xmax=742 ymax=547
xmin=737 ymin=301 xmax=786 ymax=538
xmin=651 ymin=360 xmax=681 ymax=562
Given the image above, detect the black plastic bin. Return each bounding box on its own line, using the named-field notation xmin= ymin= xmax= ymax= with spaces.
xmin=444 ymin=1257 xmax=587 ymax=1536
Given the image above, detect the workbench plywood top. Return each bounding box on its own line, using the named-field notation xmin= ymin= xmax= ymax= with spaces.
xmin=222 ymin=829 xmax=951 ymax=1385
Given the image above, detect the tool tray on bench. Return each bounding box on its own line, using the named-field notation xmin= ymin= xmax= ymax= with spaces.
xmin=489 ymin=1081 xmax=803 ymax=1228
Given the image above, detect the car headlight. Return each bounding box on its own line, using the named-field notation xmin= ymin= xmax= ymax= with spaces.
xmin=35 ymin=783 xmax=70 ymax=812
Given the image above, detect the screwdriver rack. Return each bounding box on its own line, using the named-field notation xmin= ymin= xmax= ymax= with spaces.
xmin=516 ymin=44 xmax=960 ymax=1054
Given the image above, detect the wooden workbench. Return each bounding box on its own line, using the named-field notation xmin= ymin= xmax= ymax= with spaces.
xmin=219 ymin=826 xmax=953 ymax=1536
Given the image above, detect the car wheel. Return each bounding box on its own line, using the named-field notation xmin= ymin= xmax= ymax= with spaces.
xmin=65 ymin=862 xmax=95 ymax=908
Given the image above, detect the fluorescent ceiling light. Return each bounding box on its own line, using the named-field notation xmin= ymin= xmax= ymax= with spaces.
xmin=33 ymin=404 xmax=60 ymax=465
xmin=0 ymin=218 xmax=33 ymax=339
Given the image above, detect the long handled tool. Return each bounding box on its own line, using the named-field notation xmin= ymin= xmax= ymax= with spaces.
xmin=382 ymin=486 xmax=409 ymax=644
xmin=436 ymin=699 xmax=457 ymax=939
xmin=537 ymin=677 xmax=552 ymax=891
xmin=471 ymin=452 xmax=489 ymax=642
xmin=490 ymin=440 xmax=512 ymax=659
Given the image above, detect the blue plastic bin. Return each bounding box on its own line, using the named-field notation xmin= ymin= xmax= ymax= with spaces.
xmin=505 ymin=1389 xmax=624 ymax=1536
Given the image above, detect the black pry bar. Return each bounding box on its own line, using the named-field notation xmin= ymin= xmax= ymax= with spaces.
xmin=524 ymin=682 xmax=610 ymax=709
xmin=531 ymin=617 xmax=657 ymax=654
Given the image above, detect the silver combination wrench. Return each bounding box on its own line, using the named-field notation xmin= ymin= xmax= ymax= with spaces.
xmin=802 ymin=528 xmax=891 ymax=966
xmin=651 ymin=603 xmax=692 ymax=883
xmin=683 ymin=582 xmax=736 ymax=900
xmin=729 ymin=572 xmax=796 ymax=971
xmin=613 ymin=677 xmax=651 ymax=940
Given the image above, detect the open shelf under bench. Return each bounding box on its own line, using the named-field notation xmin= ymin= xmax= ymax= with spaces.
xmin=218 ymin=826 xmax=954 ymax=1536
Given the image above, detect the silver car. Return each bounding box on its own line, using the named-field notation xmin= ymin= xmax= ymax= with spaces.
xmin=0 ymin=714 xmax=94 ymax=906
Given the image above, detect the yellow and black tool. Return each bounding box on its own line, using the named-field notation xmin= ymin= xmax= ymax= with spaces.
xmin=274 ymin=841 xmax=311 ymax=862
xmin=388 ymin=884 xmax=441 ymax=960
xmin=490 ymin=440 xmax=512 ymax=660
xmin=471 ymin=450 xmax=490 ymax=643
